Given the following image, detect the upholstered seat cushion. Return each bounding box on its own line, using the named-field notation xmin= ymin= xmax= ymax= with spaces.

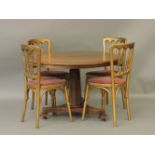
xmin=41 ymin=71 xmax=68 ymax=77
xmin=28 ymin=76 xmax=66 ymax=86
xmin=88 ymin=77 xmax=125 ymax=84
xmin=86 ymin=70 xmax=111 ymax=76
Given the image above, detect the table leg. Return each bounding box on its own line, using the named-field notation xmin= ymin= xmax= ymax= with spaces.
xmin=69 ymin=69 xmax=82 ymax=107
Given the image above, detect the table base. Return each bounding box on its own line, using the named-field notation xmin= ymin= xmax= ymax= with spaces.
xmin=41 ymin=68 xmax=107 ymax=121
xmin=42 ymin=104 xmax=107 ymax=121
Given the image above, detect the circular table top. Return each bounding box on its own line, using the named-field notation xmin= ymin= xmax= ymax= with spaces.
xmin=41 ymin=51 xmax=110 ymax=69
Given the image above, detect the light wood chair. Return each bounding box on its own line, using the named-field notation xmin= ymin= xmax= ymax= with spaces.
xmin=21 ymin=44 xmax=72 ymax=128
xmin=86 ymin=37 xmax=127 ymax=110
xmin=28 ymin=38 xmax=69 ymax=110
xmin=86 ymin=37 xmax=127 ymax=78
xmin=82 ymin=43 xmax=135 ymax=127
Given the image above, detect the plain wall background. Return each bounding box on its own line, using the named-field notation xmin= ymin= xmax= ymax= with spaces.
xmin=0 ymin=19 xmax=154 ymax=99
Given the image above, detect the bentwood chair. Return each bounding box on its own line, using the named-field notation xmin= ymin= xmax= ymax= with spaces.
xmin=82 ymin=43 xmax=135 ymax=127
xmin=86 ymin=37 xmax=127 ymax=109
xmin=21 ymin=44 xmax=72 ymax=128
xmin=28 ymin=38 xmax=69 ymax=110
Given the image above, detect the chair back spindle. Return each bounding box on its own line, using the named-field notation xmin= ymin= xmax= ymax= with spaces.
xmin=103 ymin=37 xmax=127 ymax=62
xmin=109 ymin=43 xmax=135 ymax=83
xmin=21 ymin=44 xmax=41 ymax=86
xmin=28 ymin=38 xmax=52 ymax=61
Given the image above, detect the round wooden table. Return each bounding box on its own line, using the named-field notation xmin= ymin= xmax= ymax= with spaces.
xmin=41 ymin=51 xmax=110 ymax=119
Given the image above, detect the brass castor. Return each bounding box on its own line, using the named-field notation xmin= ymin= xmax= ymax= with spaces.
xmin=98 ymin=111 xmax=107 ymax=121
xmin=43 ymin=115 xmax=48 ymax=119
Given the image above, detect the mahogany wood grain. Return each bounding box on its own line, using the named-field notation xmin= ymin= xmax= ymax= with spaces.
xmin=69 ymin=69 xmax=82 ymax=106
xmin=41 ymin=51 xmax=113 ymax=69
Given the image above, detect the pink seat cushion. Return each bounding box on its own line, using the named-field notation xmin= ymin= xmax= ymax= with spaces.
xmin=28 ymin=77 xmax=66 ymax=86
xmin=86 ymin=70 xmax=111 ymax=76
xmin=41 ymin=71 xmax=68 ymax=77
xmin=88 ymin=77 xmax=125 ymax=84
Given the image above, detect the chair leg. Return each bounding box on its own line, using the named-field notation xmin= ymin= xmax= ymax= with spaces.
xmin=21 ymin=87 xmax=28 ymax=122
xmin=27 ymin=88 xmax=30 ymax=100
xmin=64 ymin=86 xmax=72 ymax=121
xmin=121 ymin=87 xmax=126 ymax=109
xmin=83 ymin=76 xmax=88 ymax=99
xmin=66 ymin=74 xmax=70 ymax=89
xmin=51 ymin=90 xmax=56 ymax=107
xmin=125 ymin=89 xmax=131 ymax=121
xmin=101 ymin=90 xmax=108 ymax=107
xmin=111 ymin=88 xmax=117 ymax=128
xmin=31 ymin=91 xmax=35 ymax=110
xmin=45 ymin=91 xmax=48 ymax=105
xmin=51 ymin=90 xmax=56 ymax=116
xmin=36 ymin=90 xmax=41 ymax=128
xmin=101 ymin=90 xmax=107 ymax=112
xmin=106 ymin=92 xmax=109 ymax=105
xmin=82 ymin=84 xmax=90 ymax=121
xmin=44 ymin=68 xmax=50 ymax=106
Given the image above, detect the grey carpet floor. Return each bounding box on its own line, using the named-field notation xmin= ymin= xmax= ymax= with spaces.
xmin=0 ymin=94 xmax=154 ymax=135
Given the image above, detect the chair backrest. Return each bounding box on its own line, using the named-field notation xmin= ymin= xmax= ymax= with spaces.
xmin=21 ymin=44 xmax=41 ymax=86
xmin=28 ymin=38 xmax=52 ymax=60
xmin=103 ymin=37 xmax=127 ymax=62
xmin=109 ymin=43 xmax=135 ymax=83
